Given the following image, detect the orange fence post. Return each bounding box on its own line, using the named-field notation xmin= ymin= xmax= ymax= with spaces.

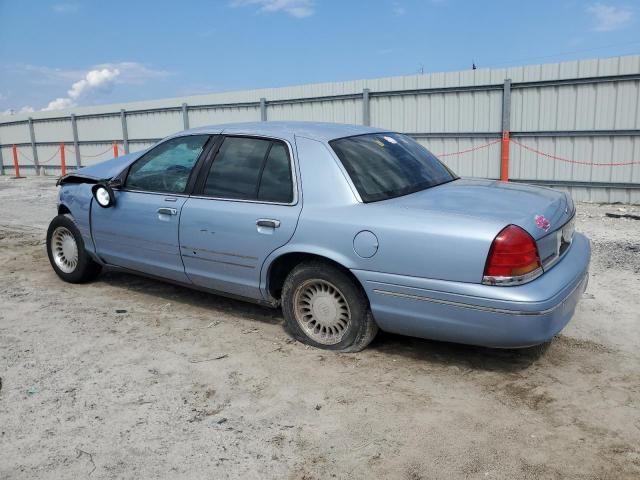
xmin=12 ymin=144 xmax=21 ymax=178
xmin=113 ymin=141 xmax=119 ymax=158
xmin=500 ymin=79 xmax=511 ymax=182
xmin=60 ymin=143 xmax=67 ymax=176
xmin=500 ymin=131 xmax=510 ymax=181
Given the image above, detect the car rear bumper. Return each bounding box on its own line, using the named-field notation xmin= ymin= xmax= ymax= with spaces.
xmin=352 ymin=232 xmax=591 ymax=348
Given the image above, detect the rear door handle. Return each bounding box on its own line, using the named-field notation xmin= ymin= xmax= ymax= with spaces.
xmin=256 ymin=219 xmax=281 ymax=228
xmin=157 ymin=207 xmax=177 ymax=216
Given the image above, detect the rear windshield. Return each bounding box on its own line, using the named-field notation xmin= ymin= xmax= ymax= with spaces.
xmin=329 ymin=133 xmax=457 ymax=202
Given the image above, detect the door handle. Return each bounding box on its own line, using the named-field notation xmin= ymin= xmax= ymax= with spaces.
xmin=256 ymin=219 xmax=281 ymax=229
xmin=157 ymin=207 xmax=177 ymax=216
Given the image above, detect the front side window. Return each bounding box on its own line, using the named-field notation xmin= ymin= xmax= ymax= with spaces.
xmin=329 ymin=133 xmax=457 ymax=202
xmin=126 ymin=135 xmax=209 ymax=193
xmin=203 ymin=137 xmax=294 ymax=203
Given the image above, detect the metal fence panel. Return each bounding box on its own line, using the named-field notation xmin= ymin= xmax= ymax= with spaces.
xmin=76 ymin=116 xmax=122 ymax=142
xmin=0 ymin=122 xmax=31 ymax=144
xmin=126 ymin=110 xmax=183 ymax=140
xmin=33 ymin=119 xmax=74 ymax=143
xmin=267 ymin=99 xmax=361 ymax=124
xmin=188 ymin=106 xmax=260 ymax=128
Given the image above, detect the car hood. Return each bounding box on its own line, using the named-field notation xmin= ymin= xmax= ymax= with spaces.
xmin=76 ymin=151 xmax=145 ymax=179
xmin=57 ymin=151 xmax=146 ymax=185
xmin=382 ymin=178 xmax=574 ymax=240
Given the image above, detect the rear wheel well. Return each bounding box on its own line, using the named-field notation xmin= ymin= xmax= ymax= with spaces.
xmin=267 ymin=253 xmax=366 ymax=302
xmin=58 ymin=204 xmax=71 ymax=216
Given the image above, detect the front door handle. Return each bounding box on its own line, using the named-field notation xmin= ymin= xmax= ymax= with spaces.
xmin=256 ymin=219 xmax=281 ymax=229
xmin=157 ymin=207 xmax=177 ymax=216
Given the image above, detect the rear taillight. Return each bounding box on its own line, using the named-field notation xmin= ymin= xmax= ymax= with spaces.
xmin=483 ymin=225 xmax=542 ymax=286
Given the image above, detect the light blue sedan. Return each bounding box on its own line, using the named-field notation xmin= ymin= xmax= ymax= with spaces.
xmin=47 ymin=122 xmax=590 ymax=352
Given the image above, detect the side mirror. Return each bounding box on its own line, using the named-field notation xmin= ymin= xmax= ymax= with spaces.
xmin=92 ymin=183 xmax=116 ymax=208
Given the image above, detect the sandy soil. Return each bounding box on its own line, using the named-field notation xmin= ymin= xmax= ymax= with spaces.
xmin=0 ymin=177 xmax=639 ymax=479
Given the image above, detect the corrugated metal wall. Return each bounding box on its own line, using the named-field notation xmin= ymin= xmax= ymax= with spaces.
xmin=1 ymin=55 xmax=639 ymax=203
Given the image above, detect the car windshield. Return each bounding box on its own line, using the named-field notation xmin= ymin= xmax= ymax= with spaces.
xmin=329 ymin=133 xmax=457 ymax=202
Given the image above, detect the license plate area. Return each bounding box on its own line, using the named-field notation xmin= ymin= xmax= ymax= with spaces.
xmin=559 ymin=217 xmax=575 ymax=256
xmin=541 ymin=216 xmax=575 ymax=270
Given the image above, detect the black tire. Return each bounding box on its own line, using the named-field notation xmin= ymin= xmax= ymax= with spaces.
xmin=46 ymin=214 xmax=101 ymax=283
xmin=281 ymin=261 xmax=378 ymax=352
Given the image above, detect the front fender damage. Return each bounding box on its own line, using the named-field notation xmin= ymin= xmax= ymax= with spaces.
xmin=56 ymin=174 xmax=102 ymax=186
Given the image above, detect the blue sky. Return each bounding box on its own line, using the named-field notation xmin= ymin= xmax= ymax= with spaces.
xmin=1 ymin=0 xmax=639 ymax=114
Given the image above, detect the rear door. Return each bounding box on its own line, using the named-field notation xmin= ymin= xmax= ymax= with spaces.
xmin=91 ymin=134 xmax=212 ymax=282
xmin=179 ymin=135 xmax=301 ymax=299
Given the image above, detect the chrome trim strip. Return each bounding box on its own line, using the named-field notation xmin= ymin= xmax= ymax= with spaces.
xmin=372 ymin=275 xmax=587 ymax=317
xmin=119 ymin=189 xmax=189 ymax=198
xmin=482 ymin=267 xmax=544 ymax=286
xmin=181 ymin=254 xmax=254 ymax=269
xmin=94 ymin=230 xmax=178 ymax=248
xmin=188 ymin=194 xmax=296 ymax=206
xmin=181 ymin=245 xmax=258 ymax=261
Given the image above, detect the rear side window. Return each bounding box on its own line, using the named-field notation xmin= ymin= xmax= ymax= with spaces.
xmin=330 ymin=133 xmax=457 ymax=202
xmin=258 ymin=143 xmax=293 ymax=203
xmin=203 ymin=137 xmax=294 ymax=203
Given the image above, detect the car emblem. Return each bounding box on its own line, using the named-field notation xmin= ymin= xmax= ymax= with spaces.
xmin=565 ymin=206 xmax=569 ymax=214
xmin=535 ymin=215 xmax=551 ymax=232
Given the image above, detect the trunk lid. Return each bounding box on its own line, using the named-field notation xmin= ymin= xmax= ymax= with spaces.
xmin=383 ymin=178 xmax=574 ymax=241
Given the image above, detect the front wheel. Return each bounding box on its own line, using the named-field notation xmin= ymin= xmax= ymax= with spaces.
xmin=46 ymin=214 xmax=101 ymax=283
xmin=281 ymin=261 xmax=378 ymax=352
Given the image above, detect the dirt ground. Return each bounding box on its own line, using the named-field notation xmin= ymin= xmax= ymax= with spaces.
xmin=0 ymin=176 xmax=639 ymax=480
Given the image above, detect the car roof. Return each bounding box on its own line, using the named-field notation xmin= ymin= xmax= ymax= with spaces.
xmin=182 ymin=121 xmax=388 ymax=142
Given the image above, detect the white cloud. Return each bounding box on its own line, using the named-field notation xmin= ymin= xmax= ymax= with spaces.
xmin=231 ymin=0 xmax=314 ymax=18
xmin=42 ymin=97 xmax=75 ymax=112
xmin=99 ymin=62 xmax=171 ymax=84
xmin=68 ymin=68 xmax=121 ymax=100
xmin=39 ymin=62 xmax=171 ymax=111
xmin=43 ymin=67 xmax=120 ymax=111
xmin=587 ymin=4 xmax=633 ymax=32
xmin=42 ymin=97 xmax=75 ymax=111
xmin=1 ymin=62 xmax=171 ymax=113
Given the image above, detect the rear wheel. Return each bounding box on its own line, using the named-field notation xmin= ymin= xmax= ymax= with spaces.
xmin=281 ymin=261 xmax=378 ymax=352
xmin=46 ymin=214 xmax=101 ymax=283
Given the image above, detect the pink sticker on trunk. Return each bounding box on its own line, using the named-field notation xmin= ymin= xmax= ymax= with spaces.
xmin=535 ymin=215 xmax=551 ymax=232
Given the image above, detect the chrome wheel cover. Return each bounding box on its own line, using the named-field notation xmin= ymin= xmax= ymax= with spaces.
xmin=51 ymin=226 xmax=78 ymax=274
xmin=293 ymin=279 xmax=351 ymax=345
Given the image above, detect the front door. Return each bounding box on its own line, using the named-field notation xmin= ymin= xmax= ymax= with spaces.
xmin=180 ymin=136 xmax=302 ymax=299
xmin=92 ymin=134 xmax=211 ymax=283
